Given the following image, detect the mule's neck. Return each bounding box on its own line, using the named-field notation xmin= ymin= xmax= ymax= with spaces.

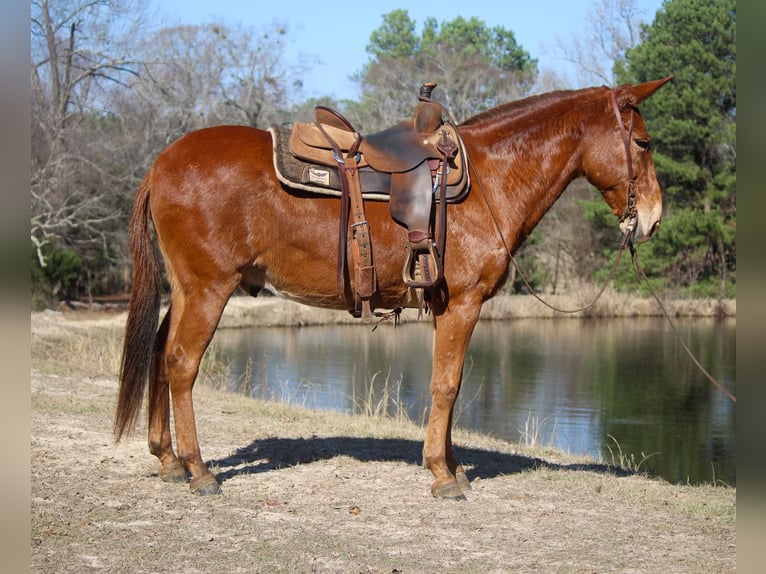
xmin=459 ymin=88 xmax=602 ymax=253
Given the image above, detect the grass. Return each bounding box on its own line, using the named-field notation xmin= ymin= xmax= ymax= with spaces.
xmin=31 ymin=318 xmax=124 ymax=377
xmin=519 ymin=411 xmax=560 ymax=451
xmin=604 ymin=433 xmax=660 ymax=475
xmin=30 ymin=307 xmax=738 ymax=574
xmin=31 ymin=303 xmax=733 ymax=485
xmin=350 ymin=368 xmax=413 ymax=423
xmin=26 ymin=316 xmax=666 ymax=480
xmin=479 ymin=291 xmax=736 ymax=320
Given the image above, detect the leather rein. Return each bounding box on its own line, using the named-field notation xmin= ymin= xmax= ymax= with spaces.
xmin=473 ymin=88 xmax=638 ymax=315
xmin=472 ymin=89 xmax=737 ymax=403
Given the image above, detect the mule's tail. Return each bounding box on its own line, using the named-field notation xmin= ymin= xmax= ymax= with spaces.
xmin=114 ymin=175 xmax=163 ymax=443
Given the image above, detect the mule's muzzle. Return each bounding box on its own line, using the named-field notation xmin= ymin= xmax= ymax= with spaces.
xmin=620 ymin=214 xmax=660 ymax=244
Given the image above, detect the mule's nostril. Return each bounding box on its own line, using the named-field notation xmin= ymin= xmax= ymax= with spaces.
xmin=650 ymin=220 xmax=661 ymax=236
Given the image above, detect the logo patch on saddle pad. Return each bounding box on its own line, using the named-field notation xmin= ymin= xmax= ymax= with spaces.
xmin=307 ymin=166 xmax=330 ymax=187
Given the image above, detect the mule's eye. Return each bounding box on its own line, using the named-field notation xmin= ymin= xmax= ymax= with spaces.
xmin=635 ymin=138 xmax=651 ymax=151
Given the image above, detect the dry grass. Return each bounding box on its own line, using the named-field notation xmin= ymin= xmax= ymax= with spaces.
xmin=479 ymin=290 xmax=736 ymax=320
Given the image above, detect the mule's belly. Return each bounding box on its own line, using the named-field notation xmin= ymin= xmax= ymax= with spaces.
xmin=240 ymin=255 xmax=419 ymax=313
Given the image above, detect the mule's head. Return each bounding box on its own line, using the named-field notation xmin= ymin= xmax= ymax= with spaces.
xmin=584 ymin=77 xmax=672 ymax=244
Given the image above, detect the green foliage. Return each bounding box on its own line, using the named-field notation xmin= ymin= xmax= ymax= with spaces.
xmin=580 ymin=198 xmax=736 ymax=298
xmin=350 ymin=10 xmax=538 ymax=130
xmin=367 ymin=11 xmax=536 ymax=74
xmin=636 ymin=208 xmax=736 ymax=297
xmin=419 ymin=16 xmax=535 ymax=73
xmin=366 ymin=9 xmax=419 ymax=59
xmin=31 ymin=242 xmax=84 ymax=307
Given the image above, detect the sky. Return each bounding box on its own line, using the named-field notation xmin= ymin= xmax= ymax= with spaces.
xmin=150 ymin=0 xmax=665 ymax=101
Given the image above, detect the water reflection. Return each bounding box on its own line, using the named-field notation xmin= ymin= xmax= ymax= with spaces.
xmin=211 ymin=317 xmax=735 ymax=485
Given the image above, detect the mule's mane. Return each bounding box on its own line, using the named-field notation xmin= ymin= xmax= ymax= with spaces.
xmin=460 ymin=85 xmax=607 ymax=127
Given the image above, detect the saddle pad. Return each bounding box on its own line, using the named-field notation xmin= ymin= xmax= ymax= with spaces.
xmin=271 ymin=126 xmax=389 ymax=200
xmin=269 ymin=126 xmax=470 ymax=203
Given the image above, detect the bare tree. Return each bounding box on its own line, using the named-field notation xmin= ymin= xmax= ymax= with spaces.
xmin=551 ymin=0 xmax=649 ymax=87
xmin=30 ymin=0 xmax=149 ymax=267
xmin=31 ymin=4 xmax=305 ymax=300
xmin=130 ymin=21 xmax=307 ymax=138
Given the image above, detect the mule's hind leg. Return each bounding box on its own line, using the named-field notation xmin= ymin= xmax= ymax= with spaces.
xmin=160 ymin=283 xmax=238 ymax=495
xmin=147 ymin=309 xmax=188 ymax=484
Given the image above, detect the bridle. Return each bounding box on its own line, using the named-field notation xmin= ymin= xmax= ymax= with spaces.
xmin=610 ymin=89 xmax=638 ymax=233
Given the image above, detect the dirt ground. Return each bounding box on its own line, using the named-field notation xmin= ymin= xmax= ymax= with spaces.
xmin=30 ymin=304 xmax=736 ymax=573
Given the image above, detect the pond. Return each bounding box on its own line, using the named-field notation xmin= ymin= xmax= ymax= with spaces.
xmin=211 ymin=316 xmax=736 ymax=486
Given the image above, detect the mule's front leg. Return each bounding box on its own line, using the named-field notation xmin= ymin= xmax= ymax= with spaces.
xmin=424 ymin=301 xmax=481 ymax=499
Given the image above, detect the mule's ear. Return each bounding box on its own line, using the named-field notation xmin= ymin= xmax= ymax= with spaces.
xmin=625 ymin=76 xmax=673 ymax=106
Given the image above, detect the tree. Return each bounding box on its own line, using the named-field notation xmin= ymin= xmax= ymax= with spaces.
xmin=130 ymin=22 xmax=303 ymax=135
xmin=345 ymin=10 xmax=538 ymax=131
xmin=30 ymin=0 xmax=148 ymax=273
xmin=617 ymin=0 xmax=736 ymax=297
xmin=31 ymin=1 xmax=305 ymax=305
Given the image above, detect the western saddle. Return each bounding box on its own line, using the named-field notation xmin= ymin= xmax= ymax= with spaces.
xmin=269 ymin=83 xmax=468 ymax=322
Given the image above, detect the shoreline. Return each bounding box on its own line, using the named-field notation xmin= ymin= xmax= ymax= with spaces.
xmin=49 ymin=293 xmax=736 ymax=329
xmin=216 ymin=293 xmax=736 ymax=328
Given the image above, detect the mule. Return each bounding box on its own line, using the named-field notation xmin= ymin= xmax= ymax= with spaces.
xmin=114 ymin=78 xmax=672 ymax=498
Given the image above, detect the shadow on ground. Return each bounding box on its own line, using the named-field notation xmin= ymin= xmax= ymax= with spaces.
xmin=208 ymin=436 xmax=632 ymax=485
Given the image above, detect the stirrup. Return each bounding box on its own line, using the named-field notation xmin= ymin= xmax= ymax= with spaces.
xmin=402 ymin=240 xmax=442 ymax=288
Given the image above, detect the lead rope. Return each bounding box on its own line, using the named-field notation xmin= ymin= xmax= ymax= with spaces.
xmin=469 ymin=157 xmax=628 ymax=314
xmin=466 ymin=88 xmax=736 ymax=401
xmin=628 ymin=244 xmax=736 ymax=403
xmin=472 ymin=158 xmax=735 ymax=402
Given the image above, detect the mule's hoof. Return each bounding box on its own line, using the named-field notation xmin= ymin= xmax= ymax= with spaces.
xmin=456 ymin=470 xmax=472 ymax=492
xmin=159 ymin=463 xmax=188 ymax=484
xmin=431 ymin=479 xmax=466 ymax=500
xmin=190 ymin=476 xmax=222 ymax=496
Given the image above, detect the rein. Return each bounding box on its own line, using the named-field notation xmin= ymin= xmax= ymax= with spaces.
xmin=628 ymin=244 xmax=737 ymax=402
xmin=468 ymin=89 xmax=637 ymax=315
xmin=611 ymin=91 xmax=735 ymax=402
xmin=467 ymin=89 xmax=736 ymax=403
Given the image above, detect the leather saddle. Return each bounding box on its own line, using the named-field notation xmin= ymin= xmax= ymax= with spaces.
xmin=269 ymin=83 xmax=469 ymax=321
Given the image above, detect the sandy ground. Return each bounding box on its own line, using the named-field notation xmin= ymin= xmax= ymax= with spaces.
xmin=30 ymin=302 xmax=736 ymax=573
